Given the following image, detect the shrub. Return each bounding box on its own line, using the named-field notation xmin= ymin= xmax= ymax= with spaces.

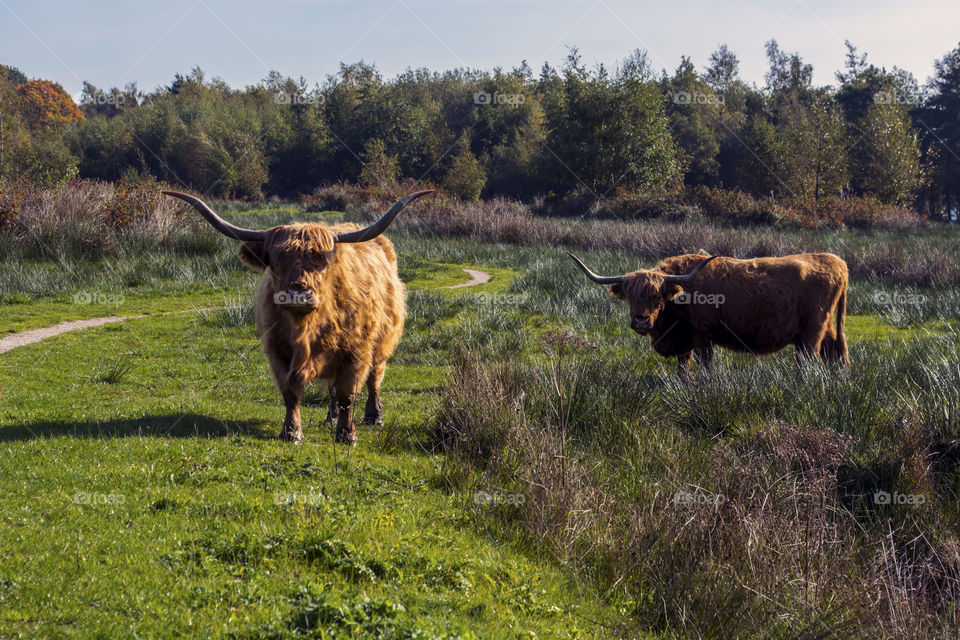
xmin=0 ymin=178 xmax=26 ymax=229
xmin=0 ymin=177 xmax=202 ymax=258
xmin=532 ymin=185 xmax=923 ymax=230
xmin=308 ymin=179 xmax=446 ymax=214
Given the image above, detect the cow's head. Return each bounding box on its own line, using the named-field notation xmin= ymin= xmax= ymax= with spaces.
xmin=163 ymin=190 xmax=434 ymax=317
xmin=566 ymin=252 xmax=718 ymax=334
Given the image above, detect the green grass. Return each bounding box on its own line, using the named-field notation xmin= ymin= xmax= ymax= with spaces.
xmin=0 ymin=311 xmax=620 ymax=639
xmin=0 ymin=225 xmax=621 ymax=637
xmin=0 ymin=287 xmax=247 ymax=335
xmin=401 ymin=257 xmax=514 ymax=293
xmin=846 ymin=313 xmax=957 ymax=339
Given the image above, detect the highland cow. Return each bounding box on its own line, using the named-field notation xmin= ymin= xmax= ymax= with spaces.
xmin=567 ymin=251 xmax=849 ymax=376
xmin=164 ymin=190 xmax=433 ymax=444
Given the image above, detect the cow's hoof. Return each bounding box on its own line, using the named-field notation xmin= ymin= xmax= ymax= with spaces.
xmin=334 ymin=432 xmax=358 ymax=446
xmin=278 ymin=430 xmax=304 ymax=445
xmin=362 ymin=415 xmax=383 ymax=426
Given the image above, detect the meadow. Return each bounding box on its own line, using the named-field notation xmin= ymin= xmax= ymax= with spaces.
xmin=1 ymin=192 xmax=959 ymax=638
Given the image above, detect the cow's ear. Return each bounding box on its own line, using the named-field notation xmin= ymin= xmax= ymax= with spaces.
xmin=239 ymin=241 xmax=269 ymax=270
xmin=661 ymin=282 xmax=684 ymax=302
xmin=609 ymin=283 xmax=625 ymax=299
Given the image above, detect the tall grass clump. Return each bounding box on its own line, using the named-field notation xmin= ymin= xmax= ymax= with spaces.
xmin=433 ymin=327 xmax=960 ymax=639
xmin=0 ymin=177 xmax=210 ymax=260
xmin=536 ymin=186 xmax=925 ymax=231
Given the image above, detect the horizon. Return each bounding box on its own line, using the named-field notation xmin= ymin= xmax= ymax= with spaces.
xmin=2 ymin=0 xmax=959 ymax=102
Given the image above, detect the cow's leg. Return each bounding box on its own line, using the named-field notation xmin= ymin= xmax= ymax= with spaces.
xmin=332 ymin=365 xmax=366 ymax=445
xmin=795 ymin=343 xmax=814 ymax=367
xmin=363 ymin=362 xmax=386 ymax=425
xmin=279 ymin=370 xmax=307 ymax=444
xmin=819 ymin=327 xmax=843 ymax=364
xmin=266 ymin=350 xmax=305 ymax=444
xmin=796 ymin=320 xmax=829 ymax=368
xmin=325 ymin=385 xmax=339 ymax=424
xmin=795 ymin=337 xmax=823 ymax=368
xmin=694 ymin=341 xmax=713 ymax=372
xmin=677 ymin=352 xmax=693 ymax=381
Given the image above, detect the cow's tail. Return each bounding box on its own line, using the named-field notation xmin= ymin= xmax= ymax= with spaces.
xmin=820 ymin=279 xmax=850 ymax=367
xmin=835 ymin=285 xmax=849 ymax=366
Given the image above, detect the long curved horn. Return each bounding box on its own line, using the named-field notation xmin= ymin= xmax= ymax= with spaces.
xmin=162 ymin=191 xmax=267 ymax=241
xmin=661 ymin=256 xmax=720 ymax=283
xmin=566 ymin=252 xmax=626 ymax=285
xmin=335 ymin=190 xmax=435 ymax=243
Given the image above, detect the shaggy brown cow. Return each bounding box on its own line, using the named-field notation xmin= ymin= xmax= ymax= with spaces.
xmin=567 ymin=251 xmax=849 ymax=375
xmin=164 ymin=190 xmax=433 ymax=445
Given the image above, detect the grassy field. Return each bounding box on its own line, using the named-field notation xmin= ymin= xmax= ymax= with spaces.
xmin=2 ymin=204 xmax=959 ymax=638
xmin=0 ymin=255 xmax=624 ymax=638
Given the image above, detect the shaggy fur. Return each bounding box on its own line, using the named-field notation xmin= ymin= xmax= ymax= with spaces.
xmin=609 ymin=252 xmax=849 ymax=376
xmin=239 ymin=221 xmax=405 ymax=444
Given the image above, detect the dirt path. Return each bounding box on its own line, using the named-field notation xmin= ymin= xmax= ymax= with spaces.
xmin=443 ymin=268 xmax=491 ymax=289
xmin=0 ymin=316 xmax=144 ymax=355
xmin=0 ymin=268 xmax=493 ymax=356
xmin=0 ymin=307 xmax=218 ymax=356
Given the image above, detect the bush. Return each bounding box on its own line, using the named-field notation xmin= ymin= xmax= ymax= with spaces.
xmin=0 ymin=177 xmax=203 ymax=258
xmin=0 ymin=178 xmax=26 ymax=229
xmin=308 ymin=179 xmax=446 ymax=214
xmin=532 ymin=185 xmax=923 ymax=231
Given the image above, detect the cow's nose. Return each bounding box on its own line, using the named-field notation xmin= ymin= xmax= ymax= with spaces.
xmin=631 ymin=315 xmax=650 ymax=332
xmin=275 ymin=289 xmax=319 ymax=310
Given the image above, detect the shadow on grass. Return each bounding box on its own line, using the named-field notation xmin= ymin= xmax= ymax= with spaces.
xmin=371 ymin=419 xmax=435 ymax=457
xmin=0 ymin=413 xmax=275 ymax=441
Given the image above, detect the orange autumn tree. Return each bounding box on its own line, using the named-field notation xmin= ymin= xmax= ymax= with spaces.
xmin=16 ymin=79 xmax=84 ymax=131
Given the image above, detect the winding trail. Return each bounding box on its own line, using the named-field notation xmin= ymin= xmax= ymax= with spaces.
xmin=443 ymin=268 xmax=491 ymax=289
xmin=0 ymin=268 xmax=493 ymax=356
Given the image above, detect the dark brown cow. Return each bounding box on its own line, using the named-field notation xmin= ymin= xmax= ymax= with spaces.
xmin=567 ymin=251 xmax=849 ymax=375
xmin=164 ymin=190 xmax=433 ymax=444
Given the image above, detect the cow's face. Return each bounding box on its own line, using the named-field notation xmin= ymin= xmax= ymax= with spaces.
xmin=238 ymin=224 xmax=336 ymax=317
xmin=610 ymin=272 xmax=684 ymax=335
xmin=163 ymin=189 xmax=433 ymax=322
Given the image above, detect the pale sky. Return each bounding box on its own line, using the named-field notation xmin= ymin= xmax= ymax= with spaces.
xmin=2 ymin=0 xmax=958 ymax=100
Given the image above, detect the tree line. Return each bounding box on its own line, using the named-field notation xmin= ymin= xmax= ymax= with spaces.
xmin=1 ymin=40 xmax=959 ymax=218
